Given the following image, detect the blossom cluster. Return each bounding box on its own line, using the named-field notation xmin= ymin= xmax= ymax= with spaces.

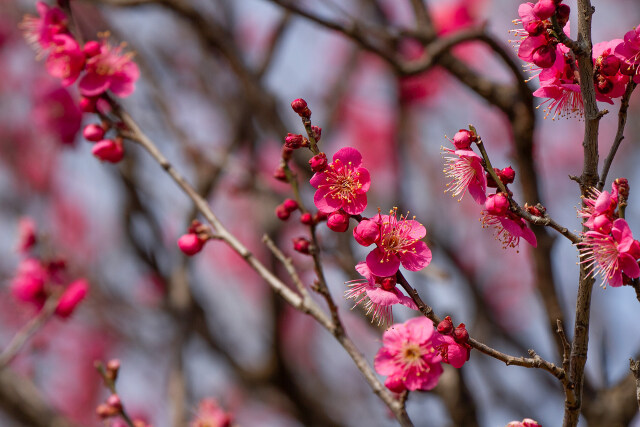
xmin=442 ymin=128 xmax=537 ymax=249
xmin=21 ymin=2 xmax=140 ymax=163
xmin=512 ymin=0 xmax=640 ymax=119
xmin=579 ymin=179 xmax=640 ymax=288
xmin=11 ymin=218 xmax=88 ymax=318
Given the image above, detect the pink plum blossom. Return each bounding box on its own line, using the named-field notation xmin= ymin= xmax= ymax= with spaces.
xmin=593 ymin=39 xmax=627 ymax=102
xmin=374 ymin=317 xmax=443 ymax=392
xmin=434 ymin=334 xmax=470 ymax=368
xmin=310 ymin=147 xmax=370 ymax=215
xmin=345 ymin=262 xmax=417 ymax=326
xmin=19 ymin=1 xmax=68 ymax=53
xmin=32 ymin=84 xmax=82 ymax=145
xmin=45 ymin=34 xmax=85 ymax=86
xmin=189 ymin=398 xmax=232 ymax=427
xmin=11 ymin=258 xmax=48 ymax=308
xmin=55 ymin=279 xmax=89 ymax=318
xmin=506 ymin=418 xmax=542 ymax=427
xmin=442 ymin=147 xmax=487 ymax=204
xmin=615 ymin=26 xmax=640 ymax=83
xmin=578 ymin=185 xmax=618 ymax=233
xmin=79 ymin=38 xmax=140 ymax=98
xmin=580 ymin=218 xmax=640 ymax=288
xmin=482 ymin=212 xmax=537 ymax=249
xmin=363 ymin=209 xmax=432 ymax=277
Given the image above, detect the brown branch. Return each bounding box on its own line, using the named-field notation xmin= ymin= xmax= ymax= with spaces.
xmin=598 ymin=81 xmax=637 ymax=190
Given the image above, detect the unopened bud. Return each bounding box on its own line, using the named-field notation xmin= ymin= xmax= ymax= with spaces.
xmin=107 ymin=394 xmax=122 ymax=411
xmin=281 ymin=146 xmax=294 ymax=162
xmin=600 ymin=55 xmax=621 ymax=76
xmin=437 ymin=316 xmax=454 ymax=335
xmin=311 ymin=125 xmax=322 ymax=141
xmin=283 ymin=198 xmax=299 ymax=212
xmin=275 ymin=204 xmax=291 ymax=221
xmin=314 ymin=211 xmax=328 ymax=223
xmin=291 ymin=98 xmax=311 ymax=118
xmin=79 ymin=96 xmax=97 ymax=113
xmin=309 ymin=152 xmax=328 ymax=173
xmin=532 ymin=44 xmax=556 ymax=69
xmin=83 ymin=40 xmax=101 ymax=57
xmin=353 ymin=219 xmax=380 ymax=246
xmin=498 ymin=166 xmax=516 ymax=184
xmin=92 ymin=139 xmax=124 ymax=163
xmin=485 ymin=193 xmax=510 ymax=216
xmin=292 ymin=237 xmax=311 ymax=254
xmin=452 ymin=129 xmax=473 ymax=150
xmin=178 ymin=233 xmax=205 ymax=256
xmin=284 ymin=133 xmax=304 ymax=149
xmin=273 ymin=166 xmax=288 ymax=182
xmin=300 ymin=212 xmax=314 ymax=225
xmin=327 ymin=210 xmax=350 ymax=232
xmin=614 ymin=177 xmax=629 ymax=199
xmin=96 ymin=403 xmax=116 ymax=419
xmin=83 ymin=124 xmax=105 ymax=142
xmin=532 ymin=0 xmax=556 ymax=20
xmin=453 ymin=323 xmax=469 ymax=344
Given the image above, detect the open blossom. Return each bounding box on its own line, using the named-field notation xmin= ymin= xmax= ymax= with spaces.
xmin=482 ymin=211 xmax=537 ymax=249
xmin=19 ymin=1 xmax=68 ymax=53
xmin=534 ymin=44 xmax=583 ymax=120
xmin=189 ymin=398 xmax=232 ymax=427
xmin=593 ymin=39 xmax=627 ymax=103
xmin=345 ymin=262 xmax=417 ymax=326
xmin=615 ymin=26 xmax=640 ymax=83
xmin=310 ymin=147 xmax=370 ymax=215
xmin=580 ymin=218 xmax=640 ymax=288
xmin=374 ymin=317 xmax=443 ymax=392
xmin=442 ymin=147 xmax=487 ymax=204
xmin=45 ymin=34 xmax=85 ymax=86
xmin=363 ymin=208 xmax=432 ymax=277
xmin=578 ymin=185 xmax=618 ymax=233
xmin=79 ymin=37 xmax=140 ymax=98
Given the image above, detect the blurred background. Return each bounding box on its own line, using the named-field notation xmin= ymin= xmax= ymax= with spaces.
xmin=1 ymin=0 xmax=640 ymax=425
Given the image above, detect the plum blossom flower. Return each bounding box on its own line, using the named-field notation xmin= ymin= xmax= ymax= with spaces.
xmin=615 ymin=26 xmax=640 ymax=83
xmin=189 ymin=398 xmax=232 ymax=427
xmin=434 ymin=334 xmax=470 ymax=368
xmin=345 ymin=262 xmax=417 ymax=326
xmin=55 ymin=279 xmax=89 ymax=319
xmin=580 ymin=218 xmax=640 ymax=288
xmin=19 ymin=1 xmax=68 ymax=54
xmin=363 ymin=208 xmax=432 ymax=277
xmin=374 ymin=317 xmax=443 ymax=392
xmin=442 ymin=147 xmax=487 ymax=204
xmin=79 ymin=37 xmax=140 ymax=98
xmin=534 ymin=44 xmax=584 ymax=119
xmin=45 ymin=34 xmax=85 ymax=86
xmin=482 ymin=211 xmax=537 ymax=249
xmin=310 ymin=147 xmax=370 ymax=215
xmin=11 ymin=258 xmax=48 ymax=309
xmin=578 ymin=185 xmax=618 ymax=233
xmin=506 ymin=419 xmax=542 ymax=427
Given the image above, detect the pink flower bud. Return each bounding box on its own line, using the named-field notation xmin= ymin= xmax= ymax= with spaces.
xmin=83 ymin=124 xmax=105 ymax=142
xmin=311 ymin=125 xmax=322 ymax=141
xmin=83 ymin=40 xmax=101 ymax=57
xmin=96 ymin=403 xmax=116 ymax=419
xmin=283 ymin=198 xmax=299 ymax=212
xmin=79 ymin=96 xmax=97 ymax=113
xmin=107 ymin=394 xmax=122 ymax=411
xmin=453 ymin=323 xmax=469 ymax=344
xmin=92 ymin=139 xmax=124 ymax=163
xmin=532 ymin=44 xmax=556 ymax=68
xmin=273 ymin=166 xmax=288 ymax=182
xmin=275 ymin=204 xmax=291 ymax=221
xmin=532 ymin=0 xmax=556 ymax=19
xmin=499 ymin=166 xmax=516 ymax=184
xmin=600 ymin=55 xmax=621 ymax=76
xmin=177 ymin=233 xmax=204 ymax=255
xmin=353 ymin=219 xmax=380 ymax=246
xmin=485 ymin=193 xmax=510 ymax=216
xmin=309 ymin=152 xmax=328 ymax=173
xmin=17 ymin=217 xmax=37 ymax=253
xmin=614 ymin=177 xmax=629 ymax=198
xmin=291 ymin=98 xmax=311 ymax=118
xmin=437 ymin=316 xmax=454 ymax=335
xmin=300 ymin=212 xmax=314 ymax=225
xmin=106 ymin=359 xmax=120 ymax=381
xmin=327 ymin=210 xmax=350 ymax=232
xmin=284 ymin=133 xmax=304 ymax=149
xmin=55 ymin=279 xmax=89 ymax=319
xmin=453 ymin=129 xmax=473 ymax=149
xmin=11 ymin=258 xmax=48 ymax=307
xmin=292 ymin=237 xmax=311 ymax=254
xmin=314 ymin=211 xmax=328 ymax=223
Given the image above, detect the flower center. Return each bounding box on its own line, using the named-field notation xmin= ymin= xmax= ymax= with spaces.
xmin=323 ymin=160 xmax=362 ymax=202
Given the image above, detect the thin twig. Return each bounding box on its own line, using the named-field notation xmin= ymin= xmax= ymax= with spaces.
xmin=262 ymin=234 xmax=309 ymax=297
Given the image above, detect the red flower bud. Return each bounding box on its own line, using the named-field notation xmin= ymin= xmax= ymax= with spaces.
xmin=177 ymin=233 xmax=205 ymax=255
xmin=453 ymin=323 xmax=469 ymax=344
xmin=309 ymin=152 xmax=328 ymax=173
xmin=292 ymin=237 xmax=311 ymax=254
xmin=437 ymin=316 xmax=454 ymax=335
xmin=282 ymin=146 xmax=294 ymax=161
xmin=284 ymin=133 xmax=304 ymax=149
xmin=532 ymin=0 xmax=556 ymax=20
xmin=556 ymin=4 xmax=570 ymax=27
xmin=79 ymin=96 xmax=97 ymax=113
xmin=273 ymin=166 xmax=288 ymax=182
xmin=283 ymin=198 xmax=299 ymax=212
xmin=614 ymin=177 xmax=629 ymax=198
xmin=453 ymin=129 xmax=473 ymax=150
xmin=485 ymin=193 xmax=510 ymax=216
xmin=275 ymin=204 xmax=291 ymax=221
xmin=300 ymin=212 xmax=314 ymax=225
xmin=327 ymin=210 xmax=350 ymax=232
xmin=532 ymin=44 xmax=556 ymax=69
xmin=498 ymin=166 xmax=516 ymax=184
xmin=92 ymin=139 xmax=124 ymax=163
xmin=353 ymin=219 xmax=380 ymax=246
xmin=600 ymin=55 xmax=621 ymax=76
xmin=55 ymin=279 xmax=89 ymax=319
xmin=311 ymin=125 xmax=322 ymax=141
xmin=314 ymin=211 xmax=328 ymax=223
xmin=83 ymin=124 xmax=105 ymax=142
xmin=291 ymin=98 xmax=311 ymax=118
